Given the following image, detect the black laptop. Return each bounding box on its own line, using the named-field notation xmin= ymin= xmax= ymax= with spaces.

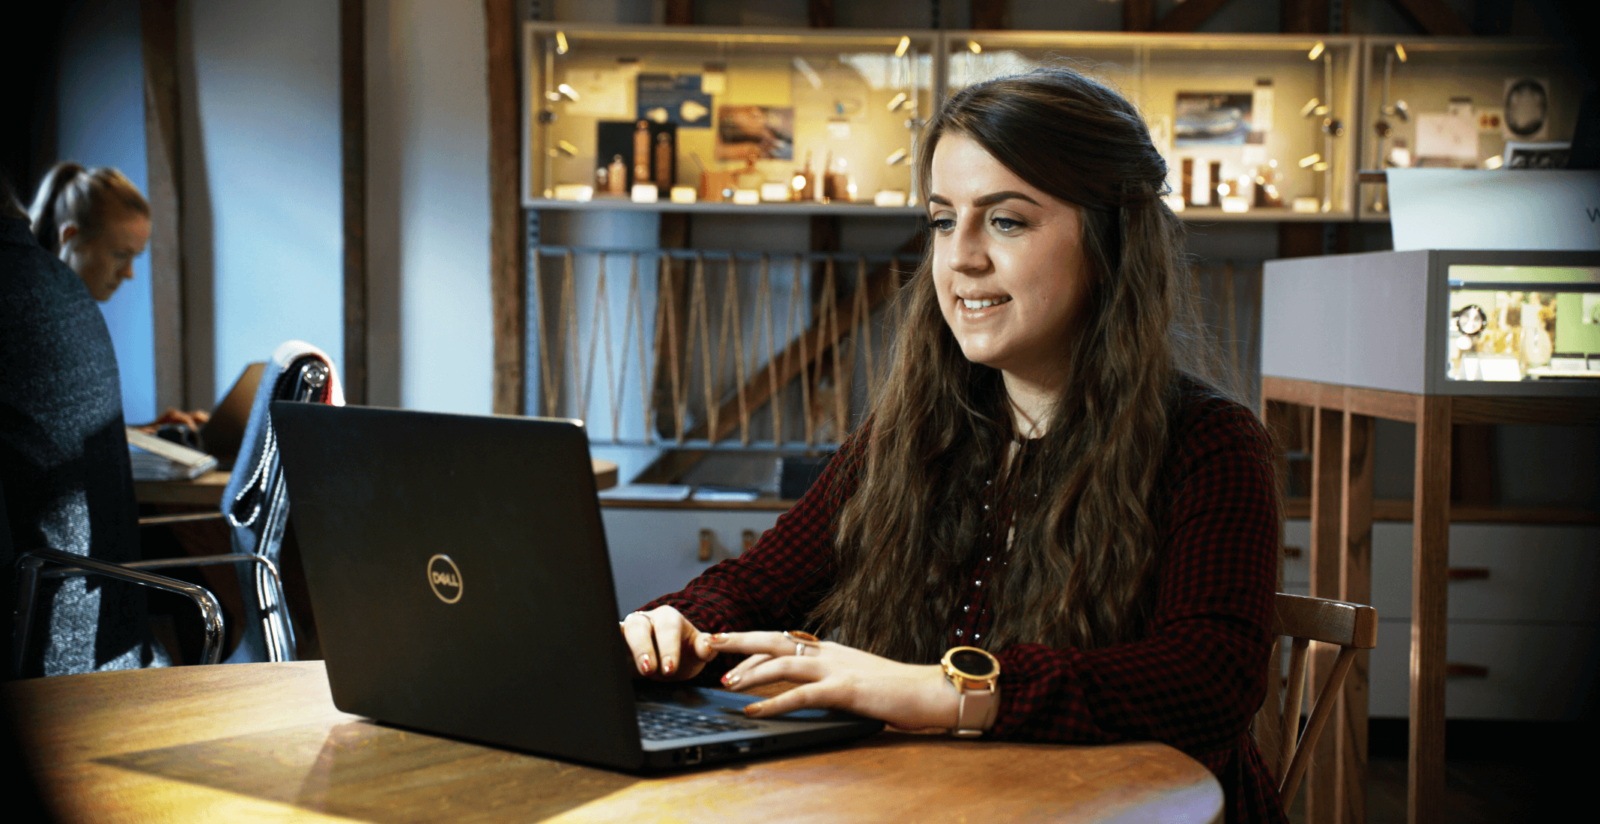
xmin=271 ymin=402 xmax=881 ymax=771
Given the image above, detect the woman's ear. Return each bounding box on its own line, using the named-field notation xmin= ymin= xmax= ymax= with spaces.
xmin=57 ymin=221 xmax=80 ymax=249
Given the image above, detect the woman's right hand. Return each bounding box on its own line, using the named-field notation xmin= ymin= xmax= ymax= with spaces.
xmin=619 ymin=606 xmax=719 ymax=681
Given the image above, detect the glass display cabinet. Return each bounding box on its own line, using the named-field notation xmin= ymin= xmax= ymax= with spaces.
xmin=523 ymin=22 xmax=935 ymax=215
xmin=947 ymin=31 xmax=1361 ymax=221
xmin=1263 ymin=249 xmax=1600 ymax=398
xmin=1358 ymin=37 xmax=1586 ymax=220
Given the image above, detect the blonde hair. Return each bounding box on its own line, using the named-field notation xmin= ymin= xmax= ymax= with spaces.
xmin=28 ymin=162 xmax=149 ymax=254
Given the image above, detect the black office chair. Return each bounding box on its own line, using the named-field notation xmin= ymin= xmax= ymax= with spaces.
xmin=217 ymin=342 xmax=342 ymax=663
xmin=3 ymin=472 xmax=225 ymax=675
xmin=8 ymin=343 xmax=337 ymax=674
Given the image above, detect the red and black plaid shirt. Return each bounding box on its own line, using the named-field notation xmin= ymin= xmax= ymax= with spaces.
xmin=645 ymin=383 xmax=1286 ymax=823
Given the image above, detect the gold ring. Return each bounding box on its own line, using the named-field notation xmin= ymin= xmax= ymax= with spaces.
xmin=783 ymin=630 xmax=821 ymax=657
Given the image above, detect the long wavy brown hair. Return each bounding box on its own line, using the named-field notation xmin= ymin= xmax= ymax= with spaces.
xmin=810 ymin=68 xmax=1237 ymax=663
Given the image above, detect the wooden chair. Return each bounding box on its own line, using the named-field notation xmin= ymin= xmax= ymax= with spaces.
xmin=1254 ymin=592 xmax=1379 ymax=807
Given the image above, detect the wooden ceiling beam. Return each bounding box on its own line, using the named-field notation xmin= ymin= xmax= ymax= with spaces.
xmin=1385 ymin=0 xmax=1472 ymax=36
xmin=1155 ymin=0 xmax=1235 ymax=33
xmin=808 ymin=0 xmax=834 ymax=28
xmin=1124 ymin=0 xmax=1155 ymax=32
xmin=665 ymin=0 xmax=693 ymax=26
xmin=971 ymin=0 xmax=1006 ymax=31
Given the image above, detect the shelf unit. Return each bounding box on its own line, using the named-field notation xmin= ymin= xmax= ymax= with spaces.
xmin=1358 ymin=37 xmax=1585 ymax=221
xmin=947 ymin=30 xmax=1362 ymax=221
xmin=524 ymin=23 xmax=1384 ymax=223
xmin=523 ymin=23 xmax=937 ymax=209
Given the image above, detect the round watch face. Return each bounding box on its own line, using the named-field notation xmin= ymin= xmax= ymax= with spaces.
xmin=1455 ymin=304 xmax=1487 ymax=336
xmin=948 ymin=648 xmax=998 ymax=679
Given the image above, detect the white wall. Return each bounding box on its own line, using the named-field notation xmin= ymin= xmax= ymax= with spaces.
xmin=367 ymin=0 xmax=494 ymax=414
xmin=181 ymin=0 xmax=344 ymax=402
xmin=54 ymin=0 xmax=156 ymax=424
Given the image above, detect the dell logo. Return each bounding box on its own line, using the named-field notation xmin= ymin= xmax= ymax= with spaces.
xmin=427 ymin=554 xmax=463 ymax=603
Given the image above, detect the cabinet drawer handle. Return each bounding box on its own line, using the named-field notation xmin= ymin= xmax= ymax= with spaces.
xmin=1282 ymin=545 xmax=1304 ymax=559
xmin=1446 ymin=663 xmax=1489 ymax=679
xmin=741 ymin=529 xmax=758 ymax=552
xmin=1447 ymin=567 xmax=1489 ymax=581
xmin=698 ymin=529 xmax=713 ymax=562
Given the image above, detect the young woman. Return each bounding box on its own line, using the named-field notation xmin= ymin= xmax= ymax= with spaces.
xmin=29 ymin=162 xmax=151 ymax=303
xmin=29 ymin=162 xmax=206 ymax=431
xmin=621 ymin=68 xmax=1284 ymax=824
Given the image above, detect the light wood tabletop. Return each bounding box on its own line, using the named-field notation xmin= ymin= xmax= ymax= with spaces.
xmin=5 ymin=662 xmax=1222 ymax=823
xmin=135 ymin=459 xmax=621 ymax=506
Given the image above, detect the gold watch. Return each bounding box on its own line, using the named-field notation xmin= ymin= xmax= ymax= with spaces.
xmin=941 ymin=646 xmax=1000 ymax=737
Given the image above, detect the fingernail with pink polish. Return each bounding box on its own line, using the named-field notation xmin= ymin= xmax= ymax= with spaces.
xmin=723 ymin=672 xmax=740 ymax=686
xmin=638 ymin=654 xmax=652 ymax=674
xmin=663 ymin=657 xmax=675 ymax=675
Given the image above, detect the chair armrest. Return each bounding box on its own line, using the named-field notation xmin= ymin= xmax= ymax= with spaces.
xmin=12 ymin=548 xmax=226 ymax=677
xmin=138 ymin=511 xmax=227 ymax=527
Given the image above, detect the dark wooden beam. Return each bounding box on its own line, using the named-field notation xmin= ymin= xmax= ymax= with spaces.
xmin=1385 ymin=0 xmax=1472 ymax=35
xmin=1280 ymin=0 xmax=1332 ymax=34
xmin=1124 ymin=0 xmax=1155 ymax=31
xmin=1155 ymin=0 xmax=1234 ymax=33
xmin=141 ymin=0 xmax=184 ymax=413
xmin=486 ymin=0 xmax=523 ymax=415
xmin=665 ymin=0 xmax=693 ymax=26
xmin=808 ymin=0 xmax=834 ymax=28
xmin=971 ymin=0 xmax=1006 ymax=30
xmin=340 ymin=0 xmax=368 ymax=406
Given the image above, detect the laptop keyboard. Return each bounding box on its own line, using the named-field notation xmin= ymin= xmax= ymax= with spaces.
xmin=637 ymin=704 xmax=759 ymax=741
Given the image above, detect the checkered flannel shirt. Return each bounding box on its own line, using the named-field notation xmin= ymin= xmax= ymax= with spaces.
xmin=644 ymin=382 xmax=1286 ymax=823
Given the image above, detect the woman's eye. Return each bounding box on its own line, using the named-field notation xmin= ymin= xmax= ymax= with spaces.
xmin=928 ymin=217 xmax=955 ymax=232
xmin=991 ymin=217 xmax=1024 ymax=232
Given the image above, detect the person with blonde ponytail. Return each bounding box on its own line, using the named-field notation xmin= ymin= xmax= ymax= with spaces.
xmin=27 ymin=163 xmax=205 ymax=432
xmin=28 ymin=162 xmax=151 ymax=302
xmin=3 ymin=170 xmax=168 ymax=676
xmin=620 ymin=68 xmax=1284 ymax=823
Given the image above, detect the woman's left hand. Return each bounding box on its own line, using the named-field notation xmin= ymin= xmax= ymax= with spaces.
xmin=708 ymin=631 xmax=961 ymax=732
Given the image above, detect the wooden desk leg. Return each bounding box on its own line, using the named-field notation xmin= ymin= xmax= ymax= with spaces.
xmin=1338 ymin=412 xmax=1374 ymax=824
xmin=1410 ymin=396 xmax=1451 ymax=824
xmin=1306 ymin=406 xmax=1343 ymax=824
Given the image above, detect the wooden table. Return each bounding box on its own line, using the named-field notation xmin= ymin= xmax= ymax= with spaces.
xmin=1261 ymin=376 xmax=1600 ymax=824
xmin=135 ymin=459 xmax=621 ymax=506
xmin=5 ymin=662 xmax=1222 ymax=823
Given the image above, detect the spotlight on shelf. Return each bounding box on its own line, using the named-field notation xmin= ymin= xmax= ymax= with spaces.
xmin=555 ymin=31 xmax=568 ymax=55
xmin=1307 ymin=41 xmax=1326 ymax=61
xmin=793 ymin=58 xmax=822 ymax=90
xmin=1298 ymin=153 xmax=1322 ymax=168
xmin=1394 ymin=44 xmax=1408 ymax=63
xmin=895 ymin=36 xmax=911 ymax=58
xmin=1300 ymin=97 xmax=1322 ymax=118
xmin=886 ymin=148 xmax=908 ymax=166
xmin=887 ymin=92 xmax=909 ymax=112
xmin=967 ymin=40 xmax=982 ymax=55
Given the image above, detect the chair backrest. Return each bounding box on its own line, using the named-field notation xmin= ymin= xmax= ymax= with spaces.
xmin=1 ymin=232 xmax=159 ymax=676
xmin=221 ymin=341 xmax=343 ymax=663
xmin=1253 ymin=592 xmax=1378 ymax=808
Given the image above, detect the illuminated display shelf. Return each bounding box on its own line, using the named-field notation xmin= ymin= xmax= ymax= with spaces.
xmin=1357 ymin=37 xmax=1585 ymax=222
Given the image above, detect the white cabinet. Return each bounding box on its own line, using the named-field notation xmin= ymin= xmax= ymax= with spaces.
xmin=600 ymin=505 xmax=783 ymax=619
xmin=1283 ymin=519 xmax=1600 ymax=720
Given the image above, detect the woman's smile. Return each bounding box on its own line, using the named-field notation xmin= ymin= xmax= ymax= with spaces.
xmin=928 ymin=133 xmax=1091 ymax=394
